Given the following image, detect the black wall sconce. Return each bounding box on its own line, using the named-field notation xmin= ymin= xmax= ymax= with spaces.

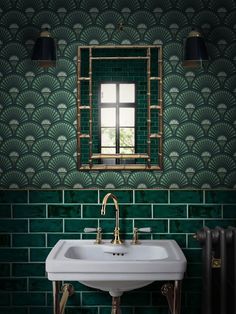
xmin=183 ymin=30 xmax=208 ymax=68
xmin=31 ymin=29 xmax=56 ymax=67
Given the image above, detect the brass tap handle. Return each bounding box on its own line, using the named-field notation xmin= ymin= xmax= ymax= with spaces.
xmin=95 ymin=227 xmax=102 ymax=244
xmin=131 ymin=227 xmax=139 ymax=245
xmin=84 ymin=227 xmax=102 ymax=244
xmin=131 ymin=227 xmax=152 ymax=245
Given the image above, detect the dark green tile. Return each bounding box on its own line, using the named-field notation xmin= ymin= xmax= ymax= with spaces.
xmin=186 ymin=263 xmax=202 ymax=277
xmin=65 ymin=190 xmax=98 ymax=203
xmin=135 ymin=190 xmax=168 ymax=203
xmin=205 ymin=219 xmax=236 ymax=229
xmin=48 ymin=205 xmax=81 ymax=218
xmin=170 ymin=220 xmax=203 ymax=233
xmin=30 ymin=219 xmax=63 ymax=232
xmin=12 ymin=293 xmax=46 ymax=305
xmin=0 ymin=293 xmax=10 ymax=305
xmin=182 ymin=307 xmax=201 ymax=314
xmin=182 ymin=248 xmax=202 ymax=262
xmin=170 ymin=190 xmax=203 ymax=203
xmin=153 ymin=205 xmax=187 ymax=218
xmin=30 ymin=248 xmax=51 ymax=262
xmin=185 ymin=292 xmax=202 ymax=307
xmin=152 ymin=234 xmax=186 ymax=248
xmin=29 ymin=308 xmax=53 ymax=314
xmin=182 ymin=278 xmax=202 ymax=292
xmin=12 ymin=263 xmax=45 ymax=277
xmin=0 ymin=278 xmax=27 ymax=291
xmin=206 ymin=191 xmax=236 ymax=204
xmin=83 ymin=204 xmax=118 ymax=218
xmin=0 ymin=308 xmax=28 ymax=314
xmin=189 ymin=205 xmax=221 ymax=218
xmin=0 ymin=249 xmax=28 ymax=262
xmin=0 ymin=234 xmax=10 ymax=247
xmin=187 ymin=235 xmax=201 ymax=248
xmin=223 ymin=205 xmax=236 ymax=218
xmin=151 ymin=292 xmax=168 ymax=306
xmin=66 ymin=308 xmax=98 ymax=314
xmin=0 ymin=205 xmax=11 ymax=218
xmin=82 ymin=292 xmax=111 ymax=306
xmin=0 ymin=263 xmax=10 ymax=277
xmin=134 ymin=219 xmax=168 ymax=233
xmin=65 ymin=219 xmax=98 ymax=232
xmin=122 ymin=291 xmax=150 ymax=306
xmin=99 ymin=190 xmax=133 ymax=203
xmin=47 ymin=233 xmax=80 ymax=247
xmin=83 ymin=204 xmax=142 ymax=218
xmin=13 ymin=205 xmax=46 ymax=218
xmin=120 ymin=204 xmax=151 ymax=218
xmin=100 ymin=219 xmax=133 ymax=233
xmin=29 ymin=191 xmax=62 ymax=203
xmin=0 ymin=219 xmax=28 ymax=233
xmin=82 ymin=233 xmax=113 ymax=240
xmin=100 ymin=308 xmax=133 ymax=314
xmin=12 ymin=234 xmax=45 ymax=247
xmin=135 ymin=308 xmax=168 ymax=314
xmin=29 ymin=278 xmax=52 ymax=291
xmin=126 ymin=233 xmax=151 ymax=241
xmin=0 ymin=191 xmax=27 ymax=203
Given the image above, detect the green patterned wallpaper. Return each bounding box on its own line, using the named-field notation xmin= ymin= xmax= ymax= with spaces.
xmin=0 ymin=0 xmax=236 ymax=189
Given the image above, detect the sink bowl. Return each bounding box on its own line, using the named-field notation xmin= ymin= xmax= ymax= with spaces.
xmin=46 ymin=240 xmax=186 ymax=296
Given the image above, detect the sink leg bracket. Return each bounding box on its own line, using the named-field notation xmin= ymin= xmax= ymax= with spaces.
xmin=53 ymin=281 xmax=74 ymax=314
xmin=161 ymin=280 xmax=182 ymax=314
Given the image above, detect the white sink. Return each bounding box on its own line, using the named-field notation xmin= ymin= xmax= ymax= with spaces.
xmin=46 ymin=240 xmax=186 ymax=296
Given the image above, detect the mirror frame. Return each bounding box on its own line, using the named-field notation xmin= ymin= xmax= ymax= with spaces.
xmin=77 ymin=45 xmax=163 ymax=170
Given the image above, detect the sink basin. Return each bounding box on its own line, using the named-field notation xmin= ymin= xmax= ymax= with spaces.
xmin=46 ymin=240 xmax=186 ymax=296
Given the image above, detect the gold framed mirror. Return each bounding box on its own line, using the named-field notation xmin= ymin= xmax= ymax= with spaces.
xmin=77 ymin=45 xmax=163 ymax=170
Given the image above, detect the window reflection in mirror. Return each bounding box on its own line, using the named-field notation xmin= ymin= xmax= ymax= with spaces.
xmin=100 ymin=83 xmax=135 ymax=164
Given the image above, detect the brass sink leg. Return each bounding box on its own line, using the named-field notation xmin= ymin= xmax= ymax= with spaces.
xmin=161 ymin=280 xmax=182 ymax=314
xmin=53 ymin=281 xmax=74 ymax=314
xmin=53 ymin=281 xmax=61 ymax=314
xmin=111 ymin=296 xmax=121 ymax=314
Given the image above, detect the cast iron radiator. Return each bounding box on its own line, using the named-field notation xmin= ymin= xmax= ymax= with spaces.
xmin=194 ymin=227 xmax=236 ymax=314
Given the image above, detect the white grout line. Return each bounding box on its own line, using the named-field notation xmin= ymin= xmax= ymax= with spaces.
xmin=186 ymin=233 xmax=189 ymax=248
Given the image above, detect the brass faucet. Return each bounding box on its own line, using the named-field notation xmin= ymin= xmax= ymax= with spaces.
xmin=101 ymin=193 xmax=123 ymax=245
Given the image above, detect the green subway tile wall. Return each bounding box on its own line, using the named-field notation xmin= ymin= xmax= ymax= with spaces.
xmin=0 ymin=0 xmax=235 ymax=189
xmin=0 ymin=189 xmax=236 ymax=314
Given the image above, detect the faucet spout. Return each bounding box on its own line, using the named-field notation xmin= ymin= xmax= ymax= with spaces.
xmin=100 ymin=193 xmax=123 ymax=245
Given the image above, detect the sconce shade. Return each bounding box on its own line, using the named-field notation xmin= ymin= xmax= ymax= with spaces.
xmin=183 ymin=30 xmax=208 ymax=68
xmin=31 ymin=30 xmax=56 ymax=67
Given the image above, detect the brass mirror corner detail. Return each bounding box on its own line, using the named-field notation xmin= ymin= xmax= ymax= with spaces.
xmin=77 ymin=45 xmax=163 ymax=170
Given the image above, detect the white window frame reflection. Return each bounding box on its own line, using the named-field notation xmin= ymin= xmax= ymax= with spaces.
xmin=100 ymin=83 xmax=136 ymax=164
